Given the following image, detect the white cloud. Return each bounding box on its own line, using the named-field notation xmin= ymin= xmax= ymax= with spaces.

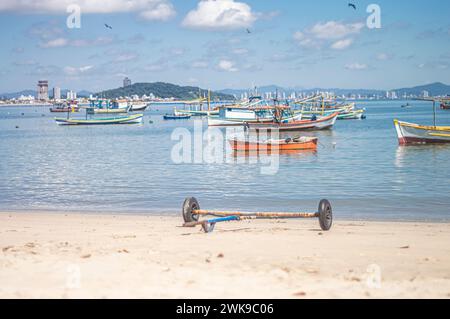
xmin=39 ymin=36 xmax=115 ymax=48
xmin=217 ymin=60 xmax=238 ymax=72
xmin=345 ymin=63 xmax=368 ymax=70
xmin=309 ymin=21 xmax=364 ymax=40
xmin=232 ymin=48 xmax=249 ymax=55
xmin=0 ymin=0 xmax=175 ymax=21
xmin=191 ymin=60 xmax=209 ymax=68
xmin=63 ymin=65 xmax=94 ymax=76
xmin=114 ymin=53 xmax=139 ymax=62
xmin=294 ymin=21 xmax=364 ymax=50
xmin=40 ymin=38 xmax=69 ymax=48
xmin=138 ymin=2 xmax=175 ymax=21
xmin=376 ymin=53 xmax=394 ymax=61
xmin=182 ymin=0 xmax=256 ymax=30
xmin=331 ymin=38 xmax=353 ymax=50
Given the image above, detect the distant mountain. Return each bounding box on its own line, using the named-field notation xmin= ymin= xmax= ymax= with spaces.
xmin=393 ymin=82 xmax=450 ymax=96
xmin=0 ymin=90 xmax=36 ymax=99
xmin=96 ymin=82 xmax=235 ymax=100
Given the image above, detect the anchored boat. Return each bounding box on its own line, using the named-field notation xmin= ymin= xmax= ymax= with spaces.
xmin=247 ymin=112 xmax=338 ymax=131
xmin=87 ymin=99 xmax=130 ymax=114
xmin=394 ymin=120 xmax=450 ymax=144
xmin=229 ymin=136 xmax=318 ymax=152
xmin=130 ymin=101 xmax=148 ymax=112
xmin=441 ymin=99 xmax=450 ymax=110
xmin=163 ymin=114 xmax=191 ymax=120
xmin=55 ymin=113 xmax=143 ymax=125
xmin=49 ymin=101 xmax=79 ymax=113
xmin=394 ymin=99 xmax=450 ymax=145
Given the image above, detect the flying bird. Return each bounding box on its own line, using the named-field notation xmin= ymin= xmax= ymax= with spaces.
xmin=104 ymin=23 xmax=113 ymax=30
xmin=348 ymin=3 xmax=356 ymax=10
xmin=246 ymin=28 xmax=251 ymax=34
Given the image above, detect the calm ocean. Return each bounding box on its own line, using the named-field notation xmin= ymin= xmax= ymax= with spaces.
xmin=0 ymin=100 xmax=449 ymax=221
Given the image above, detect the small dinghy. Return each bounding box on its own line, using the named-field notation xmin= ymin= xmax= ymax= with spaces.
xmin=229 ymin=136 xmax=318 ymax=152
xmin=163 ymin=114 xmax=191 ymax=120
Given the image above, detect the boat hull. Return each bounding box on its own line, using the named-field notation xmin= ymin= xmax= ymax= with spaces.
xmin=91 ymin=108 xmax=129 ymax=114
xmin=130 ymin=104 xmax=148 ymax=112
xmin=229 ymin=137 xmax=318 ymax=152
xmin=163 ymin=115 xmax=191 ymax=120
xmin=49 ymin=107 xmax=79 ymax=113
xmin=394 ymin=119 xmax=450 ymax=145
xmin=249 ymin=113 xmax=338 ymax=132
xmin=55 ymin=114 xmax=143 ymax=125
xmin=175 ymin=109 xmax=219 ymax=117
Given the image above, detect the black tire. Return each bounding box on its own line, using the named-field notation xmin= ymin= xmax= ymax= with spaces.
xmin=202 ymin=222 xmax=216 ymax=233
xmin=318 ymin=199 xmax=333 ymax=231
xmin=182 ymin=197 xmax=200 ymax=223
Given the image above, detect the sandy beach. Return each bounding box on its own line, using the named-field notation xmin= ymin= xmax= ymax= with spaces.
xmin=0 ymin=212 xmax=449 ymax=299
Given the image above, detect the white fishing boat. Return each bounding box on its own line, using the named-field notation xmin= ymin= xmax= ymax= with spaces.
xmin=394 ymin=120 xmax=450 ymax=144
xmin=130 ymin=101 xmax=148 ymax=112
xmin=248 ymin=112 xmax=338 ymax=131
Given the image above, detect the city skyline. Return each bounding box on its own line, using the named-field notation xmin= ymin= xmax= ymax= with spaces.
xmin=0 ymin=0 xmax=449 ymax=92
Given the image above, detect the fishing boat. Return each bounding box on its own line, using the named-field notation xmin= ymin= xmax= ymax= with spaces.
xmin=163 ymin=114 xmax=192 ymax=120
xmin=441 ymin=99 xmax=450 ymax=110
xmin=130 ymin=101 xmax=148 ymax=112
xmin=247 ymin=112 xmax=338 ymax=132
xmin=337 ymin=109 xmax=366 ymax=120
xmin=395 ymin=99 xmax=450 ymax=144
xmin=401 ymin=102 xmax=412 ymax=108
xmin=49 ymin=101 xmax=79 ymax=113
xmin=229 ymin=136 xmax=318 ymax=152
xmin=294 ymin=95 xmax=365 ymax=120
xmin=174 ymin=109 xmax=219 ymax=117
xmin=208 ymin=104 xmax=302 ymax=127
xmin=55 ymin=113 xmax=144 ymax=125
xmin=394 ymin=120 xmax=450 ymax=144
xmin=88 ymin=99 xmax=129 ymax=114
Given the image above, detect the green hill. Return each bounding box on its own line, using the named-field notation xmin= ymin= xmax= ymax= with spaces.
xmin=96 ymin=82 xmax=235 ymax=101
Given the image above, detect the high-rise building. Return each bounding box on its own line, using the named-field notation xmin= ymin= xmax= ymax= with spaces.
xmin=53 ymin=87 xmax=61 ymax=100
xmin=66 ymin=90 xmax=77 ymax=100
xmin=37 ymin=80 xmax=49 ymax=101
xmin=123 ymin=77 xmax=132 ymax=87
xmin=422 ymin=90 xmax=429 ymax=98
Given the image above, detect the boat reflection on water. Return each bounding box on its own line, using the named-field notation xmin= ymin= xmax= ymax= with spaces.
xmin=395 ymin=144 xmax=450 ymax=168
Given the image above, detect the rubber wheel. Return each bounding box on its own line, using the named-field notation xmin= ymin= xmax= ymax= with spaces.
xmin=202 ymin=222 xmax=215 ymax=233
xmin=318 ymin=199 xmax=333 ymax=231
xmin=182 ymin=197 xmax=200 ymax=223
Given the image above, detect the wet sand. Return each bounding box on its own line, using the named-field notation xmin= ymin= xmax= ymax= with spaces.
xmin=0 ymin=212 xmax=449 ymax=298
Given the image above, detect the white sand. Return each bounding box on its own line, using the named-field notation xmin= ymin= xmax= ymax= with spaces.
xmin=0 ymin=212 xmax=449 ymax=298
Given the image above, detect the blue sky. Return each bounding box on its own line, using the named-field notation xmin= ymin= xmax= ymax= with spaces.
xmin=0 ymin=0 xmax=449 ymax=92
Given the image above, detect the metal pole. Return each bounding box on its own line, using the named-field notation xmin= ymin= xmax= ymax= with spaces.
xmin=433 ymin=100 xmax=436 ymax=127
xmin=192 ymin=209 xmax=319 ymax=218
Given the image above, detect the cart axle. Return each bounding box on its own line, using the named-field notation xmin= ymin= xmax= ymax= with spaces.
xmin=181 ymin=198 xmax=333 ymax=233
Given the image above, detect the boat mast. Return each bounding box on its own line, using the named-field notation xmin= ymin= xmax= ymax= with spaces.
xmin=433 ymin=100 xmax=436 ymax=127
xmin=208 ymin=89 xmax=211 ymax=111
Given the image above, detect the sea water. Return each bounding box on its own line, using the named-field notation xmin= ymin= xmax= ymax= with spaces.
xmin=0 ymin=100 xmax=449 ymax=221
